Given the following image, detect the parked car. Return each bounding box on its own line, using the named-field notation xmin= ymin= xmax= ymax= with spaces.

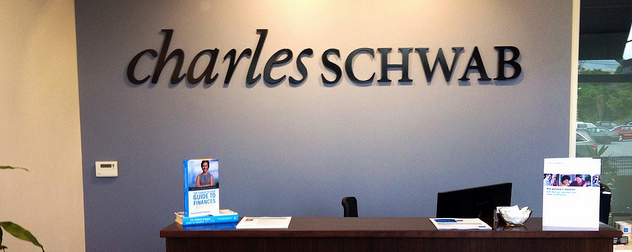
xmin=576 ymin=122 xmax=596 ymax=129
xmin=576 ymin=130 xmax=597 ymax=157
xmin=595 ymin=121 xmax=618 ymax=128
xmin=611 ymin=125 xmax=632 ymax=141
xmin=584 ymin=127 xmax=618 ymax=144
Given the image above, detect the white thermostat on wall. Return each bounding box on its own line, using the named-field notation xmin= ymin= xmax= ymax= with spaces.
xmin=95 ymin=161 xmax=118 ymax=177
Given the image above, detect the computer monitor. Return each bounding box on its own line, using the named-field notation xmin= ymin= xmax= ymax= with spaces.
xmin=436 ymin=182 xmax=512 ymax=218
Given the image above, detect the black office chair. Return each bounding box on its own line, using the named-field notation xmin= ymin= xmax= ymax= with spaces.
xmin=600 ymin=184 xmax=611 ymax=224
xmin=342 ymin=196 xmax=358 ymax=217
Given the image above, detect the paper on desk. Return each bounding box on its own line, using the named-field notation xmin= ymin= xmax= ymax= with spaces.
xmin=430 ymin=218 xmax=492 ymax=230
xmin=236 ymin=217 xmax=292 ymax=229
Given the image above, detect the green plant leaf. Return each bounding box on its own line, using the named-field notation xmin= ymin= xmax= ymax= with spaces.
xmin=0 ymin=166 xmax=28 ymax=171
xmin=0 ymin=222 xmax=44 ymax=252
xmin=587 ymin=145 xmax=609 ymax=158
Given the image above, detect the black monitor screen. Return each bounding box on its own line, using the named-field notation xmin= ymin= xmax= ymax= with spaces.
xmin=436 ymin=183 xmax=512 ymax=218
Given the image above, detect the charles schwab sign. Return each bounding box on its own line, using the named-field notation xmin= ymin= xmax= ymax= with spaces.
xmin=127 ymin=29 xmax=522 ymax=87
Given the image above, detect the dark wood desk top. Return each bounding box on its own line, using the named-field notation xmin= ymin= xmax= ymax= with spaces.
xmin=160 ymin=217 xmax=622 ymax=239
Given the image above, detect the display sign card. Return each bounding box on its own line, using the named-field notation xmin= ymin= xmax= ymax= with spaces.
xmin=542 ymin=158 xmax=601 ymax=230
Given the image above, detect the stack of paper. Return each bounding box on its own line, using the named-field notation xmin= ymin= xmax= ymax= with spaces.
xmin=236 ymin=217 xmax=292 ymax=229
xmin=430 ymin=218 xmax=492 ymax=230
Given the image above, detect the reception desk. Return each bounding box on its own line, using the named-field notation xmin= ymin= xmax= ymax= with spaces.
xmin=160 ymin=217 xmax=621 ymax=252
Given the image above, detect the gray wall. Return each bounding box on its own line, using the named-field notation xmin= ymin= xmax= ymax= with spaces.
xmin=76 ymin=1 xmax=573 ymax=251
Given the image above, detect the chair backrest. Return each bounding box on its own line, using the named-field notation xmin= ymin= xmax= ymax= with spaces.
xmin=342 ymin=196 xmax=358 ymax=217
xmin=600 ymin=184 xmax=611 ymax=224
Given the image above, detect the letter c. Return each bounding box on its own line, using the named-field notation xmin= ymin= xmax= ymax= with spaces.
xmin=346 ymin=48 xmax=375 ymax=85
xmin=127 ymin=49 xmax=157 ymax=84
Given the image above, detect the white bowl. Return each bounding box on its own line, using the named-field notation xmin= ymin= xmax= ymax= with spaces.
xmin=500 ymin=208 xmax=532 ymax=226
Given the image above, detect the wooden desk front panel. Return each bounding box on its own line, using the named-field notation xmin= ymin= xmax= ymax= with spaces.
xmin=165 ymin=237 xmax=613 ymax=252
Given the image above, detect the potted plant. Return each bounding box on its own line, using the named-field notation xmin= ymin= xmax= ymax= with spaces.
xmin=1 ymin=165 xmax=44 ymax=252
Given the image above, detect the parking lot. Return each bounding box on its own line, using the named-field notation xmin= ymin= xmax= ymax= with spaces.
xmin=599 ymin=139 xmax=632 ymax=157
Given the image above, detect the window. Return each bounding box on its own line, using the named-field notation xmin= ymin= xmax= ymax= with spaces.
xmin=578 ymin=0 xmax=632 ymax=225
